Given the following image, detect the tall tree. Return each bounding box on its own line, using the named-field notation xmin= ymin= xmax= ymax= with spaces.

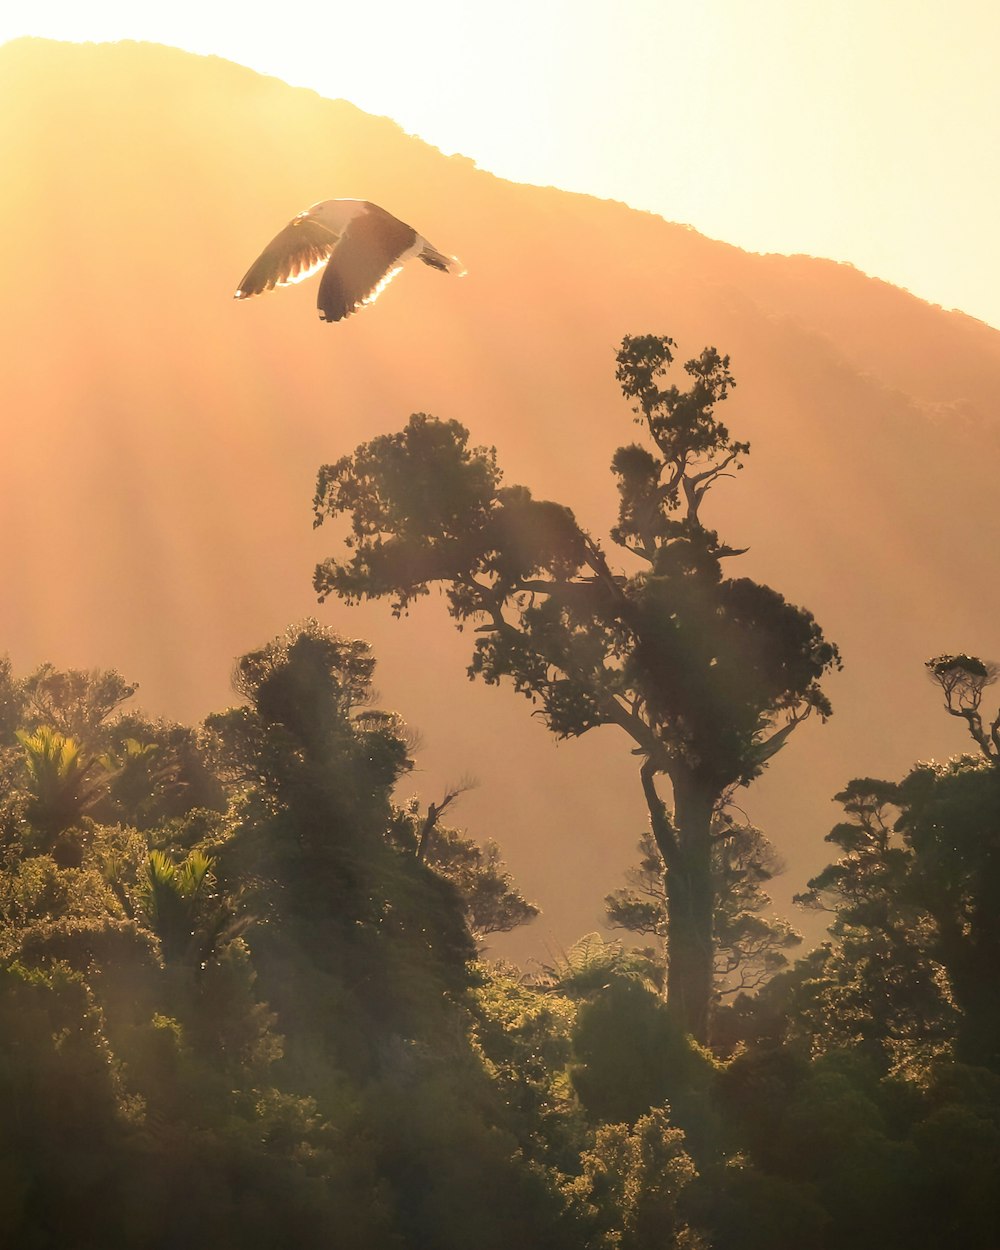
xmin=313 ymin=335 xmax=840 ymax=1041
xmin=207 ymin=621 xmax=475 ymax=1059
xmin=895 ymin=655 xmax=1000 ymax=1064
xmin=795 ymin=655 xmax=1000 ymax=1066
xmin=793 ymin=778 xmax=956 ymax=1063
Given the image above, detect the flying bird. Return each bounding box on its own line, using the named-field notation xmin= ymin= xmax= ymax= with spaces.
xmin=234 ymin=199 xmax=464 ymax=322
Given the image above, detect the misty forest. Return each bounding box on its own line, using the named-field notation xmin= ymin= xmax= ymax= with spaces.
xmin=4 ymin=330 xmax=1000 ymax=1249
xmin=4 ymin=35 xmax=1000 ymax=1250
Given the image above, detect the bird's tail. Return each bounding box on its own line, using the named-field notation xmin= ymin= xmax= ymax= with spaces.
xmin=417 ymin=238 xmax=466 ymax=276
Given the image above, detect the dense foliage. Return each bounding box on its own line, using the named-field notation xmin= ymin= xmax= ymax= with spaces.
xmin=2 ymin=627 xmax=1000 ymax=1248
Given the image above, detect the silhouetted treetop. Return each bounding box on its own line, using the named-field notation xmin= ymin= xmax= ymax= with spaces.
xmin=927 ymin=652 xmax=1000 ymax=759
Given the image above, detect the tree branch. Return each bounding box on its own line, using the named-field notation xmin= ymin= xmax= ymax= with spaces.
xmin=639 ymin=757 xmax=679 ymax=867
xmin=416 ymin=780 xmax=477 ymax=861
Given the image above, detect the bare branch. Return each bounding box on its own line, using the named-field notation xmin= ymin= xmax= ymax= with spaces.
xmin=416 ymin=777 xmax=479 ymax=861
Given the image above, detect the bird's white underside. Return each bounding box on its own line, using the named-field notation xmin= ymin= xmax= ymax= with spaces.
xmin=276 ymin=254 xmax=331 ymax=288
xmin=360 ymin=264 xmax=404 ymax=306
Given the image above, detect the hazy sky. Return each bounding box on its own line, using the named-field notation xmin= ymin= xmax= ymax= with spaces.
xmin=4 ymin=0 xmax=998 ymax=329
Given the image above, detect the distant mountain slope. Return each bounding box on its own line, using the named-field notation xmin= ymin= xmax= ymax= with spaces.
xmin=2 ymin=36 xmax=999 ymax=955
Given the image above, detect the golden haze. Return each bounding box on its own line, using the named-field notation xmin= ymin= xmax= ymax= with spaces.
xmin=2 ymin=37 xmax=1000 ymax=955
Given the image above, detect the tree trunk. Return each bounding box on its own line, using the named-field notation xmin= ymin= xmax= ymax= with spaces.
xmin=639 ymin=760 xmax=717 ymax=1043
xmin=664 ymin=771 xmax=716 ymax=1044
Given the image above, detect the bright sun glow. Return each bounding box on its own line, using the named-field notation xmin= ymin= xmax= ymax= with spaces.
xmin=2 ymin=0 xmax=999 ymax=328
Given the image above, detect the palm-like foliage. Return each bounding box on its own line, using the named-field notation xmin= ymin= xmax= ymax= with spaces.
xmin=137 ymin=848 xmax=233 ymax=966
xmin=15 ymin=726 xmax=107 ymax=852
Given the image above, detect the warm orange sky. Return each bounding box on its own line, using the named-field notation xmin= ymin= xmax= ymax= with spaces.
xmin=3 ymin=1 xmax=998 ymax=330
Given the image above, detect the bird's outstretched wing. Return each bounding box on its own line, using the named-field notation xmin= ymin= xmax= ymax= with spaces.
xmin=235 ymin=218 xmax=336 ymax=298
xmin=317 ymin=205 xmax=416 ymax=322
